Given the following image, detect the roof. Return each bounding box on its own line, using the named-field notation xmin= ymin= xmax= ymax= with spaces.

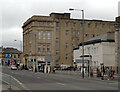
xmin=3 ymin=48 xmax=22 ymax=54
xmin=88 ymin=34 xmax=107 ymax=41
xmin=78 ymin=34 xmax=115 ymax=46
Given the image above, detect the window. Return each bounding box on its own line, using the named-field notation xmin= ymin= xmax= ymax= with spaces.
xmin=56 ymin=38 xmax=59 ymax=43
xmin=56 ymin=60 xmax=59 ymax=65
xmin=43 ymin=32 xmax=45 ymax=39
xmin=56 ymin=22 xmax=59 ymax=27
xmin=39 ymin=21 xmax=41 ymax=24
xmin=77 ymin=38 xmax=79 ymax=41
xmin=94 ymin=48 xmax=96 ymax=54
xmin=14 ymin=55 xmax=16 ymax=58
xmin=73 ymin=46 xmax=75 ymax=49
xmin=38 ymin=45 xmax=41 ymax=51
xmin=47 ymin=22 xmax=50 ymax=25
xmin=43 ymin=45 xmax=45 ymax=51
xmin=77 ymin=31 xmax=80 ymax=35
xmin=65 ymin=43 xmax=68 ymax=48
xmin=39 ymin=32 xmax=41 ymax=39
xmin=85 ymin=34 xmax=89 ymax=38
xmin=66 ymin=54 xmax=68 ymax=60
xmin=88 ymin=23 xmax=91 ymax=28
xmin=66 ymin=30 xmax=69 ymax=35
xmin=47 ymin=32 xmax=50 ymax=39
xmin=80 ymin=22 xmax=83 ymax=27
xmin=95 ymin=23 xmax=98 ymax=28
xmin=66 ymin=22 xmax=69 ymax=26
xmin=14 ymin=60 xmax=17 ymax=65
xmin=43 ymin=21 xmax=45 ymax=25
xmin=47 ymin=45 xmax=50 ymax=52
xmin=92 ymin=34 xmax=95 ymax=37
xmin=73 ymin=31 xmax=75 ymax=34
xmin=73 ymin=38 xmax=75 ymax=42
xmin=102 ymin=24 xmax=105 ymax=28
xmin=73 ymin=23 xmax=76 ymax=27
xmin=56 ymin=50 xmax=59 ymax=55
xmin=56 ymin=27 xmax=59 ymax=31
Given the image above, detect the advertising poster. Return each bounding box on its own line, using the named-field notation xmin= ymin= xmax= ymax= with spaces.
xmin=11 ymin=58 xmax=14 ymax=65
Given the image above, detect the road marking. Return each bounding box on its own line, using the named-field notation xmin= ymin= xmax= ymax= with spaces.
xmin=56 ymin=82 xmax=65 ymax=86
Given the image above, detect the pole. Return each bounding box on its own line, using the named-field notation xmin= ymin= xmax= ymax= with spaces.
xmin=82 ymin=10 xmax=84 ymax=79
xmin=35 ymin=34 xmax=37 ymax=72
xmin=20 ymin=40 xmax=22 ymax=52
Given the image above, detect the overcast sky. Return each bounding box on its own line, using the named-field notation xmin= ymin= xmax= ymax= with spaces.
xmin=0 ymin=0 xmax=120 ymax=51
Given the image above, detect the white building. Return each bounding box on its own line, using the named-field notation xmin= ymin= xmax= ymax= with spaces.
xmin=73 ymin=34 xmax=116 ymax=72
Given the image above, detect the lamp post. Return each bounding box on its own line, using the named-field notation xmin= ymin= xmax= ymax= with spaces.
xmin=69 ymin=8 xmax=85 ymax=79
xmin=14 ymin=40 xmax=22 ymax=65
xmin=34 ymin=34 xmax=37 ymax=72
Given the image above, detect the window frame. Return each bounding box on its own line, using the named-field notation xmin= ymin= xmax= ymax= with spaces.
xmin=43 ymin=45 xmax=45 ymax=51
xmin=43 ymin=32 xmax=46 ymax=39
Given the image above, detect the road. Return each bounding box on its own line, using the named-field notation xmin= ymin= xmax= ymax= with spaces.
xmin=2 ymin=66 xmax=118 ymax=91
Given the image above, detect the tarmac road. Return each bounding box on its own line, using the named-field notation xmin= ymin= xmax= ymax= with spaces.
xmin=2 ymin=66 xmax=118 ymax=91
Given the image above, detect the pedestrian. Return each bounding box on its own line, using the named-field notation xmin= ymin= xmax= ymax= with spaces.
xmin=53 ymin=68 xmax=55 ymax=74
xmin=101 ymin=72 xmax=104 ymax=80
xmin=110 ymin=70 xmax=114 ymax=79
xmin=106 ymin=68 xmax=110 ymax=80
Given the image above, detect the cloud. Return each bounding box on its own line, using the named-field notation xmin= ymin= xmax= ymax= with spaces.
xmin=0 ymin=0 xmax=119 ymax=49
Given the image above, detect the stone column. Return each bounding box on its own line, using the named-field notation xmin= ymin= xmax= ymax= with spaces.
xmin=115 ymin=16 xmax=120 ymax=76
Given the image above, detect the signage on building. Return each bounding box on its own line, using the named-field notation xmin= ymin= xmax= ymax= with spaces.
xmin=45 ymin=55 xmax=54 ymax=62
xmin=5 ymin=54 xmax=11 ymax=58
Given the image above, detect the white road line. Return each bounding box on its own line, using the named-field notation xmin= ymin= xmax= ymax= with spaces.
xmin=56 ymin=82 xmax=65 ymax=86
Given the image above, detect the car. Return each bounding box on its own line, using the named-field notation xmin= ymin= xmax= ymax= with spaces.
xmin=11 ymin=65 xmax=17 ymax=70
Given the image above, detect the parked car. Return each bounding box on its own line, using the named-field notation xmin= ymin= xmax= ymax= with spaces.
xmin=11 ymin=65 xmax=17 ymax=70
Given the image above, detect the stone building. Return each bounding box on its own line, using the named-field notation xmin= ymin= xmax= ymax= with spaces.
xmin=22 ymin=13 xmax=115 ymax=70
xmin=115 ymin=16 xmax=120 ymax=76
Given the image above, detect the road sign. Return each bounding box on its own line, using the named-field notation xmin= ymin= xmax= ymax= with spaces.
xmin=45 ymin=55 xmax=54 ymax=62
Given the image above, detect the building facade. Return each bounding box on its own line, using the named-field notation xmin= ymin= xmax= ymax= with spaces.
xmin=115 ymin=16 xmax=120 ymax=76
xmin=2 ymin=48 xmax=21 ymax=66
xmin=0 ymin=46 xmax=3 ymax=64
xmin=22 ymin=13 xmax=115 ymax=70
xmin=73 ymin=33 xmax=116 ymax=75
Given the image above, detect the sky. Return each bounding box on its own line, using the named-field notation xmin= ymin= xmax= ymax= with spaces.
xmin=0 ymin=0 xmax=120 ymax=51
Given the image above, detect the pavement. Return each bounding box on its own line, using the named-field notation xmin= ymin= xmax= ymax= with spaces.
xmin=55 ymin=70 xmax=119 ymax=82
xmin=1 ymin=79 xmax=22 ymax=90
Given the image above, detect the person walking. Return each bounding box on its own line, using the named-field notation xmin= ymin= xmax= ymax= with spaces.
xmin=101 ymin=72 xmax=104 ymax=80
xmin=110 ymin=70 xmax=114 ymax=79
xmin=106 ymin=68 xmax=110 ymax=80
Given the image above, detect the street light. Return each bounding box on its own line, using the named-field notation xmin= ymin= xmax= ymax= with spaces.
xmin=34 ymin=34 xmax=37 ymax=72
xmin=14 ymin=40 xmax=22 ymax=65
xmin=69 ymin=8 xmax=85 ymax=79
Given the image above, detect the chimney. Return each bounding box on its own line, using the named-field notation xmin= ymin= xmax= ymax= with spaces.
xmin=50 ymin=13 xmax=70 ymax=19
